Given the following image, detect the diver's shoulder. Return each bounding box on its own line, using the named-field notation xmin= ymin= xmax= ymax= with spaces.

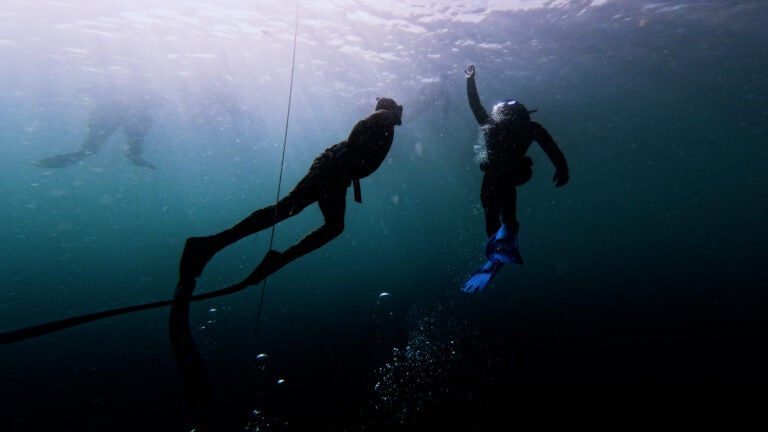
xmin=354 ymin=111 xmax=396 ymax=130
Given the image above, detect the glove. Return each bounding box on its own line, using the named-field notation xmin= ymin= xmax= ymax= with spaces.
xmin=465 ymin=64 xmax=475 ymax=78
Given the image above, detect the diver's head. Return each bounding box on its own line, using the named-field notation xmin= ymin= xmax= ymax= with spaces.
xmin=375 ymin=97 xmax=403 ymax=125
xmin=491 ymin=99 xmax=536 ymax=123
xmin=375 ymin=97 xmax=401 ymax=112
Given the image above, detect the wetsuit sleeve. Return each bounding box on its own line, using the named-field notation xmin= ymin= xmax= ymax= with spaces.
xmin=531 ymin=122 xmax=568 ymax=172
xmin=467 ymin=76 xmax=489 ymax=125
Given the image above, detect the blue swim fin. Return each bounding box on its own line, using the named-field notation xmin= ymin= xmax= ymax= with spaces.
xmin=485 ymin=223 xmax=523 ymax=265
xmin=461 ymin=261 xmax=504 ymax=293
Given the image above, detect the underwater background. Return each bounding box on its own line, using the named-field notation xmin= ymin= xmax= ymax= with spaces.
xmin=1 ymin=0 xmax=766 ymax=430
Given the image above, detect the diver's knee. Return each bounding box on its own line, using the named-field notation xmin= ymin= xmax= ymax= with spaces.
xmin=327 ymin=221 xmax=344 ymax=238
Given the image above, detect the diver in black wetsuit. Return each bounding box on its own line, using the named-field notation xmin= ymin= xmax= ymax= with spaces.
xmin=33 ymin=94 xmax=155 ymax=169
xmin=461 ymin=64 xmax=569 ymax=292
xmin=178 ymin=97 xmax=404 ymax=287
xmin=171 ymin=98 xmax=402 ymax=407
xmin=466 ymin=63 xmax=569 ymax=237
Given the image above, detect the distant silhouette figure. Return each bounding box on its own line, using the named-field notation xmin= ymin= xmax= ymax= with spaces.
xmin=34 ymin=91 xmax=155 ymax=169
xmin=461 ymin=64 xmax=569 ymax=293
xmin=405 ymin=71 xmax=452 ymax=122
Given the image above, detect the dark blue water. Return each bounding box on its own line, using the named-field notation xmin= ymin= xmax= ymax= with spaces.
xmin=1 ymin=1 xmax=766 ymax=430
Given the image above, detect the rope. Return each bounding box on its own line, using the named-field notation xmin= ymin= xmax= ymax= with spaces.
xmin=252 ymin=1 xmax=300 ymax=340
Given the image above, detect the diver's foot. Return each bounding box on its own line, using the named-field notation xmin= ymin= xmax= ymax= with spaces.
xmin=486 ymin=223 xmax=524 ymax=265
xmin=127 ymin=155 xmax=155 ymax=169
xmin=241 ymin=250 xmax=286 ymax=287
xmin=493 ymin=244 xmax=523 ymax=265
xmin=179 ymin=237 xmax=218 ymax=283
xmin=32 ymin=150 xmax=90 ymax=168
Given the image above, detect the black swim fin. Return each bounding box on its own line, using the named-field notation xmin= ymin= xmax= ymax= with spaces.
xmin=179 ymin=236 xmax=220 ymax=284
xmin=1 ymin=248 xmax=286 ymax=344
xmin=169 ymin=280 xmax=213 ymax=403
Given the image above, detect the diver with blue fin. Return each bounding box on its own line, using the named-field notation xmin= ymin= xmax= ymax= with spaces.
xmin=462 ymin=223 xmax=523 ymax=293
xmin=461 ymin=64 xmax=569 ymax=293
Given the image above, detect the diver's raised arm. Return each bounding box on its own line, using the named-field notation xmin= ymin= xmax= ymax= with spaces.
xmin=465 ymin=64 xmax=489 ymax=125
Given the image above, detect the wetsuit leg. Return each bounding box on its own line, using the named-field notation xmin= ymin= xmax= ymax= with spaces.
xmin=225 ymin=165 xmax=335 ymax=245
xmin=236 ymin=183 xmax=347 ymax=287
xmin=499 ymin=186 xmax=519 ymax=234
xmin=82 ymin=107 xmax=122 ymax=154
xmin=480 ymin=172 xmax=502 ymax=238
xmin=178 ymin=169 xmax=323 ymax=283
xmin=282 ymin=185 xmax=346 ymax=262
xmin=32 ymin=107 xmax=119 ymax=168
xmin=179 ymin=192 xmax=310 ymax=283
xmin=123 ymin=104 xmax=154 ymax=168
xmin=499 ymin=160 xmax=531 ymax=233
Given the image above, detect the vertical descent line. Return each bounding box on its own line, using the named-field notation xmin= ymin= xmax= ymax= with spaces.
xmin=254 ymin=0 xmax=301 ymax=340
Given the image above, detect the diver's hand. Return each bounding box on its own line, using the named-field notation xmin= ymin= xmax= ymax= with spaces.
xmin=553 ymin=170 xmax=569 ymax=187
xmin=465 ymin=64 xmax=475 ymax=79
